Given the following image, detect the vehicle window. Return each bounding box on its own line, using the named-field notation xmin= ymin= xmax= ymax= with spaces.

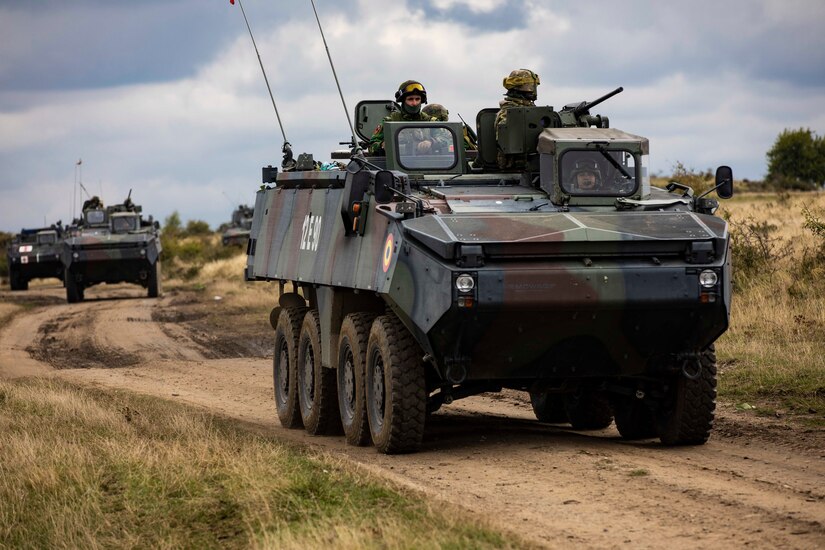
xmin=86 ymin=209 xmax=106 ymax=225
xmin=112 ymin=216 xmax=138 ymax=233
xmin=37 ymin=233 xmax=56 ymax=245
xmin=396 ymin=126 xmax=457 ymax=170
xmin=560 ymin=150 xmax=638 ymax=197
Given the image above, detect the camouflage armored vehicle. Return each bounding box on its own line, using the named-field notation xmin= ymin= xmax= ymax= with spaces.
xmin=62 ymin=193 xmax=162 ymax=303
xmin=221 ymin=204 xmax=254 ymax=246
xmin=7 ymin=224 xmax=65 ymax=290
xmin=246 ymin=87 xmax=733 ymax=454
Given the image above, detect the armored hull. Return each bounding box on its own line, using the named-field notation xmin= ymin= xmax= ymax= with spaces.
xmin=62 ymin=199 xmax=162 ymax=303
xmin=247 ymin=97 xmax=733 ymax=453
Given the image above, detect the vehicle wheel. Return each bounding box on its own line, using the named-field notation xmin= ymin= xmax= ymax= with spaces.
xmin=529 ymin=391 xmax=568 ymax=423
xmin=365 ymin=315 xmax=426 ymax=454
xmin=337 ymin=313 xmax=375 ymax=446
xmin=147 ymin=261 xmax=161 ymax=298
xmin=297 ymin=310 xmax=342 ymax=435
xmin=613 ymin=394 xmax=657 ymax=440
xmin=564 ymin=391 xmax=613 ymax=430
xmin=273 ymin=306 xmax=307 ymax=428
xmin=65 ymin=269 xmax=82 ymax=303
xmin=656 ymin=347 xmax=717 ymax=445
xmin=10 ymin=270 xmax=27 ymax=291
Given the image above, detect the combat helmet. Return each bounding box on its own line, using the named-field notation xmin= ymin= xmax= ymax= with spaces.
xmin=422 ymin=103 xmax=449 ymax=121
xmin=503 ymin=69 xmax=540 ymax=100
xmin=570 ymin=159 xmax=602 ymax=183
xmin=395 ymin=80 xmax=428 ymax=105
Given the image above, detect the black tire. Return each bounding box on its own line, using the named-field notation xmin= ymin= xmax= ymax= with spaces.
xmin=613 ymin=394 xmax=657 ymax=440
xmin=147 ymin=261 xmax=160 ymax=298
xmin=529 ymin=391 xmax=568 ymax=423
xmin=10 ymin=269 xmax=27 ymax=291
xmin=273 ymin=306 xmax=307 ymax=429
xmin=297 ymin=310 xmax=342 ymax=435
xmin=65 ymin=269 xmax=82 ymax=303
xmin=337 ymin=313 xmax=375 ymax=446
xmin=656 ymin=347 xmax=717 ymax=445
xmin=365 ymin=315 xmax=426 ymax=454
xmin=564 ymin=391 xmax=614 ymax=430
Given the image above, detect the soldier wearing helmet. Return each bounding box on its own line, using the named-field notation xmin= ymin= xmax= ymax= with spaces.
xmin=369 ymin=80 xmax=439 ymax=155
xmin=495 ymin=69 xmax=540 ymax=169
xmin=422 ymin=103 xmax=449 ymax=121
xmin=570 ymin=159 xmax=602 ymax=192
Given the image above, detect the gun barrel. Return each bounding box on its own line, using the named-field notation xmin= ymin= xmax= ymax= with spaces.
xmin=575 ymin=86 xmax=624 ymax=115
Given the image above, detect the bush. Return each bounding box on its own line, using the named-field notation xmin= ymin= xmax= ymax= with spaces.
xmin=0 ymin=232 xmax=11 ymax=278
xmin=788 ymin=206 xmax=825 ymax=297
xmin=669 ymin=161 xmax=715 ymax=195
xmin=728 ymin=216 xmax=790 ymax=289
xmin=159 ymin=212 xmax=240 ymax=281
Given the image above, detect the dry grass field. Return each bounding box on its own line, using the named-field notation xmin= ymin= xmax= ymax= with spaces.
xmin=715 ymin=191 xmax=825 ymax=421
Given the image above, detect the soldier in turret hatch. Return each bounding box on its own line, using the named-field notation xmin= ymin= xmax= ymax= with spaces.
xmin=368 ymin=80 xmax=438 ymax=155
xmin=82 ymin=196 xmax=103 ymax=211
xmin=495 ymin=68 xmax=540 ymax=169
xmin=422 ymin=103 xmax=449 ymax=121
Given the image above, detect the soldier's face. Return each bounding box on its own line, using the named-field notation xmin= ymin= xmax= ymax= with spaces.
xmin=577 ymin=171 xmax=597 ymax=189
xmin=405 ymin=95 xmax=422 ymax=107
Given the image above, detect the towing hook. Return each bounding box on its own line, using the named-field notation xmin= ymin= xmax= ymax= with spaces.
xmin=445 ymin=362 xmax=467 ymax=384
xmin=681 ymin=357 xmax=702 ymax=380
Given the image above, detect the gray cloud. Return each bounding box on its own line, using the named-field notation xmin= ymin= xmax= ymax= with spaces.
xmin=1 ymin=0 xmax=824 ymax=232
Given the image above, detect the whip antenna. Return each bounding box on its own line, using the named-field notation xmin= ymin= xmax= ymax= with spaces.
xmin=232 ymin=0 xmax=295 ymax=169
xmin=309 ymin=0 xmax=359 ymax=153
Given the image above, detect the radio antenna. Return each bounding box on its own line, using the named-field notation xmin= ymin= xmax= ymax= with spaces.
xmin=309 ymin=0 xmax=359 ymax=153
xmin=232 ymin=0 xmax=295 ymax=169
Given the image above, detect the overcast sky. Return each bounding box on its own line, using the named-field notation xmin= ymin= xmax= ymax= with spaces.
xmin=2 ymin=0 xmax=824 ymax=232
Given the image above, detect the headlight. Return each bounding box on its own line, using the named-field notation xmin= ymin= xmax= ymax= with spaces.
xmin=72 ymin=252 xmax=79 ymax=259
xmin=699 ymin=270 xmax=718 ymax=288
xmin=455 ymin=274 xmax=475 ymax=293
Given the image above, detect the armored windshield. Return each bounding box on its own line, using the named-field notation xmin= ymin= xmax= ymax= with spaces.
xmin=395 ymin=126 xmax=457 ymax=170
xmin=560 ymin=150 xmax=638 ymax=197
xmin=37 ymin=233 xmax=57 ymax=245
xmin=85 ymin=209 xmax=106 ymax=225
xmin=112 ymin=215 xmax=138 ymax=233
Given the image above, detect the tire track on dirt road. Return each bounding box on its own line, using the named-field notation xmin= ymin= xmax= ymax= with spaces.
xmin=2 ymin=286 xmax=823 ymax=549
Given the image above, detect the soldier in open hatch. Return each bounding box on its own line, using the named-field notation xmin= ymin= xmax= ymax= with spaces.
xmin=422 ymin=103 xmax=449 ymax=121
xmin=368 ymin=80 xmax=438 ymax=155
xmin=495 ymin=68 xmax=540 ymax=169
xmin=570 ymin=159 xmax=603 ymax=192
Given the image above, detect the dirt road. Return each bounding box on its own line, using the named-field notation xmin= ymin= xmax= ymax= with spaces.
xmin=2 ymin=284 xmax=823 ymax=549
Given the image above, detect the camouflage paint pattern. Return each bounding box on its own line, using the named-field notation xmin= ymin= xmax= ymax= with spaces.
xmin=62 ymin=201 xmax=162 ymax=301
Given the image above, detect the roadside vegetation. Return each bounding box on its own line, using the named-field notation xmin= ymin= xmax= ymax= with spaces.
xmin=0 ymin=378 xmax=520 ymax=549
xmin=657 ymin=161 xmax=824 ymax=423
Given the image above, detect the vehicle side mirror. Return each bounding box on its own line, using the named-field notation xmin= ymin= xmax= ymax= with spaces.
xmin=715 ymin=166 xmax=733 ymax=199
xmin=372 ymin=170 xmax=396 ymax=204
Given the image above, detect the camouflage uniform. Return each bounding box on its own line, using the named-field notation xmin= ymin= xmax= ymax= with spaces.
xmin=495 ymin=69 xmax=540 ymax=169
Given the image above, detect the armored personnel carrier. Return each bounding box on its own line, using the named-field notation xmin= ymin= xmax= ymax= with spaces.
xmin=246 ymin=87 xmax=733 ymax=454
xmin=62 ymin=193 xmax=162 ymax=303
xmin=221 ymin=204 xmax=254 ymax=246
xmin=7 ymin=224 xmax=65 ymax=290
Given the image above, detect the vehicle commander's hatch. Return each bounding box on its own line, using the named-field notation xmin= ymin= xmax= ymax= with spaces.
xmin=354 ymin=100 xmax=397 ymax=142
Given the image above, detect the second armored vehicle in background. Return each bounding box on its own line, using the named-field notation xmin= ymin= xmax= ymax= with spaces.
xmin=62 ymin=193 xmax=162 ymax=303
xmin=221 ymin=204 xmax=254 ymax=246
xmin=7 ymin=224 xmax=65 ymax=290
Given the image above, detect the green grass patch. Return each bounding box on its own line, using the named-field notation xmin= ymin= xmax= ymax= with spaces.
xmin=0 ymin=378 xmax=521 ymax=549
